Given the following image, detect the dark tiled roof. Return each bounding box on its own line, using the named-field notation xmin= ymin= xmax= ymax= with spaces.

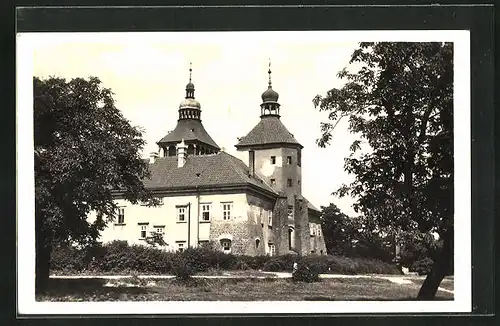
xmin=235 ymin=116 xmax=302 ymax=148
xmin=305 ymin=198 xmax=321 ymax=213
xmin=157 ymin=119 xmax=220 ymax=149
xmin=143 ymin=151 xmax=276 ymax=195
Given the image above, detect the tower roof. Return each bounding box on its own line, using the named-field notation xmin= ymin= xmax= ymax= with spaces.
xmin=235 ymin=116 xmax=302 ymax=149
xmin=158 ymin=63 xmax=219 ymax=150
xmin=157 ymin=119 xmax=220 ymax=149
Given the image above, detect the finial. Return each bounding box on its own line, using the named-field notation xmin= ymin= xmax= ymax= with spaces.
xmin=268 ymin=58 xmax=272 ymax=88
xmin=189 ymin=62 xmax=192 ymax=83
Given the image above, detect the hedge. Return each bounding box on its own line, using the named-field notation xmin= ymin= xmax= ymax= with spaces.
xmin=50 ymin=241 xmax=401 ymax=275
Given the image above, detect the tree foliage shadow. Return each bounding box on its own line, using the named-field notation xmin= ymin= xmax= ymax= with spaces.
xmin=37 ymin=278 xmax=151 ymax=299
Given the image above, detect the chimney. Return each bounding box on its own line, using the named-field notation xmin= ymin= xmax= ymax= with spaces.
xmin=149 ymin=152 xmax=159 ymax=164
xmin=248 ymin=150 xmax=255 ymax=177
xmin=176 ymin=139 xmax=187 ymax=168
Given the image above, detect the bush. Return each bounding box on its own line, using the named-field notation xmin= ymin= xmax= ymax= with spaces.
xmin=292 ymin=262 xmax=320 ymax=283
xmin=171 ymin=255 xmax=194 ymax=281
xmin=50 ymin=244 xmax=90 ymax=272
xmin=50 ymin=242 xmax=401 ymax=276
xmin=410 ymin=257 xmax=434 ymax=275
xmin=233 ymin=258 xmax=249 ymax=270
xmin=262 ymin=260 xmax=282 ymax=272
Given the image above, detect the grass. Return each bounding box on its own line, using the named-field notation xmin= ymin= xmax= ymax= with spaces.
xmin=37 ymin=277 xmax=453 ymax=302
xmin=409 ymin=277 xmax=454 ymax=292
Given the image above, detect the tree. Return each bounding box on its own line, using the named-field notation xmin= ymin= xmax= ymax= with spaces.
xmin=34 ymin=76 xmax=156 ymax=291
xmin=313 ymin=42 xmax=453 ymax=299
xmin=320 ymin=203 xmax=352 ymax=255
xmin=320 ymin=204 xmax=393 ymax=262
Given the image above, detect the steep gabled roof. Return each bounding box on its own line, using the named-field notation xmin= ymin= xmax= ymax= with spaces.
xmin=143 ymin=151 xmax=276 ymax=196
xmin=157 ymin=119 xmax=220 ymax=150
xmin=304 ymin=198 xmax=321 ymax=213
xmin=235 ymin=116 xmax=302 ymax=149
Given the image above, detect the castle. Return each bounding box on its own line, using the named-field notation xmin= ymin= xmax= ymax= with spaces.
xmin=93 ymin=64 xmax=327 ymax=256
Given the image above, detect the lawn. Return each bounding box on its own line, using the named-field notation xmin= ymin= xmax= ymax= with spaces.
xmin=409 ymin=276 xmax=454 ymax=292
xmin=37 ymin=277 xmax=453 ymax=302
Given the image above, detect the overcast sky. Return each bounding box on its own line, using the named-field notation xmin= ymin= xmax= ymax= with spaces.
xmin=30 ymin=32 xmax=395 ymax=215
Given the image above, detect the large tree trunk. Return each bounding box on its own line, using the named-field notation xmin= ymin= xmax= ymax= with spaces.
xmin=417 ymin=227 xmax=453 ymax=299
xmin=35 ymin=214 xmax=51 ymax=294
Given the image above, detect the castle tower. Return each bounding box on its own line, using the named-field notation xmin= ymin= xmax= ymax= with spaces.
xmin=235 ymin=61 xmax=305 ymax=254
xmin=157 ymin=63 xmax=220 ymax=157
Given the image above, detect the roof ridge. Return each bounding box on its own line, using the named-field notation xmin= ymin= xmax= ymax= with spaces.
xmin=218 ymin=152 xmax=248 ymax=183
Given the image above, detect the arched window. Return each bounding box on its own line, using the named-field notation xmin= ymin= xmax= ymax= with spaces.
xmin=288 ymin=228 xmax=294 ymax=250
xmin=255 ymin=238 xmax=260 ymax=249
xmin=187 ymin=144 xmax=195 ymax=155
xmin=168 ymin=146 xmax=176 ymax=157
xmin=220 ymin=239 xmax=232 ymax=254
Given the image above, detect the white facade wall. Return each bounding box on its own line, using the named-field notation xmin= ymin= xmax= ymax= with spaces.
xmin=88 ymin=193 xmax=248 ymax=252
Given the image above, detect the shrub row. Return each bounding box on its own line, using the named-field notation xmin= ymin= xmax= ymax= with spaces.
xmin=50 ymin=241 xmax=401 ymax=275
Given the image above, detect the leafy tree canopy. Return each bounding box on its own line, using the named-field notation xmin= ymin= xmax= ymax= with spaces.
xmin=314 ymin=42 xmax=454 ymax=299
xmin=314 ymin=42 xmax=453 ymax=237
xmin=34 ymin=76 xmax=155 ymax=249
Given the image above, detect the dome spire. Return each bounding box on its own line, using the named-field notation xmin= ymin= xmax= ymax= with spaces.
xmin=189 ymin=62 xmax=192 ymax=84
xmin=179 ymin=62 xmax=201 ymax=120
xmin=268 ymin=58 xmax=272 ymax=88
xmin=185 ymin=62 xmax=195 ymax=99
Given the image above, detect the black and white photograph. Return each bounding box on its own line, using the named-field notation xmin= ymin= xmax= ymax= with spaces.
xmin=17 ymin=28 xmax=472 ymax=315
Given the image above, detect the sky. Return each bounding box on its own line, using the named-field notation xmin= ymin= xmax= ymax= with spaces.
xmin=32 ymin=31 xmax=360 ymax=215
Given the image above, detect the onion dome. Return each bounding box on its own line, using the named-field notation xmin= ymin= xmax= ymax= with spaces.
xmin=261 ymin=66 xmax=279 ymax=103
xmin=179 ymin=98 xmax=201 ymax=109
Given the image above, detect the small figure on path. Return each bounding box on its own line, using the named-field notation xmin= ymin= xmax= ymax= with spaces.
xmin=292 ymin=262 xmax=298 ymax=274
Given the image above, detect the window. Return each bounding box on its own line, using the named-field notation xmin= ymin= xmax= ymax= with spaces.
xmin=287 ymin=179 xmax=293 ymax=187
xmin=310 ymin=224 xmax=316 ymax=236
xmin=287 ymin=205 xmax=293 ymax=219
xmin=317 ymin=226 xmax=321 ymax=237
xmin=268 ymin=243 xmax=276 ymax=256
xmin=198 ymin=240 xmax=209 ymax=247
xmin=270 ymin=179 xmax=276 ymax=186
xmin=297 ymin=150 xmax=302 ymax=167
xmin=139 ymin=223 xmax=149 ymax=239
xmin=177 ymin=206 xmax=187 ymax=222
xmin=154 ymin=226 xmax=165 ymax=236
xmin=288 ymin=228 xmax=293 ymax=250
xmin=201 ymin=203 xmax=211 ymax=221
xmin=221 ymin=239 xmax=232 ymax=253
xmin=287 ymin=156 xmax=292 ymax=164
xmin=222 ymin=202 xmax=232 ymax=220
xmin=176 ymin=241 xmax=186 ymax=252
xmin=268 ymin=211 xmax=273 ymax=227
xmin=117 ymin=208 xmax=125 ymax=224
xmin=270 ymin=156 xmax=276 ymax=164
xmin=298 ymin=180 xmax=301 ymax=186
xmin=255 ymin=239 xmax=260 ymax=249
